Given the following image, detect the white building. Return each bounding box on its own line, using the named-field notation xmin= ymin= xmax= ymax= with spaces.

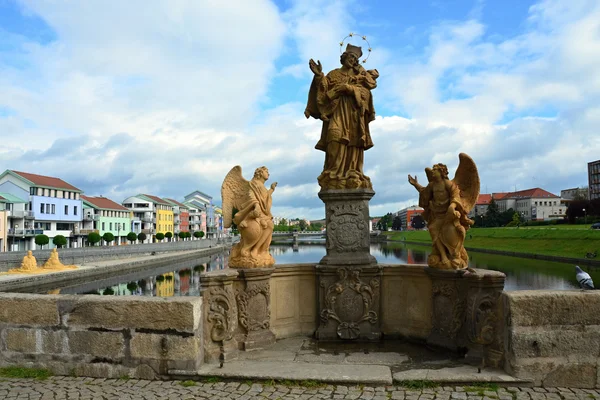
xmin=495 ymin=188 xmax=564 ymax=221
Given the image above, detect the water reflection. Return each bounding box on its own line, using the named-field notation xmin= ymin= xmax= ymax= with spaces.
xmin=51 ymin=242 xmax=597 ymax=296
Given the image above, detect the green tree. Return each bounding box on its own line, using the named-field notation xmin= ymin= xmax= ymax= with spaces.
xmin=155 ymin=232 xmax=165 ymax=241
xmin=185 ymin=231 xmax=191 ymax=239
xmin=194 ymin=231 xmax=204 ymax=239
xmin=392 ymin=216 xmax=403 ymax=231
xmin=127 ymin=232 xmax=137 ymax=244
xmin=178 ymin=231 xmax=186 ymax=240
xmin=484 ymin=199 xmax=501 ymax=227
xmin=377 ymin=213 xmax=393 ymax=231
xmin=35 ymin=234 xmax=49 ymax=249
xmin=298 ymin=219 xmax=308 ymax=231
xmin=137 ymin=232 xmax=147 ymax=242
xmin=87 ymin=232 xmax=101 ymax=246
xmin=165 ymin=232 xmax=173 ymax=241
xmin=52 ymin=234 xmax=67 ymax=248
xmin=103 ymin=232 xmax=115 ymax=245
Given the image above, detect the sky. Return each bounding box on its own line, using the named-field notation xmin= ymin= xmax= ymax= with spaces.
xmin=0 ymin=0 xmax=599 ymax=220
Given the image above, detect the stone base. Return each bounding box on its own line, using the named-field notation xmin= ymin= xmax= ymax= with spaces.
xmin=234 ymin=268 xmax=277 ymax=351
xmin=316 ymin=264 xmax=382 ymax=341
xmin=318 ymin=189 xmax=377 ymax=266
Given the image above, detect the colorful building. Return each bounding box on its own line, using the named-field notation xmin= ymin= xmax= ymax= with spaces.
xmin=0 ymin=201 xmax=6 ymax=252
xmin=495 ymin=188 xmax=563 ymax=221
xmin=0 ymin=170 xmax=84 ymax=250
xmin=122 ymin=194 xmax=173 ymax=242
xmin=164 ymin=198 xmax=190 ymax=237
xmin=81 ymin=195 xmax=132 ymax=245
xmin=184 ymin=190 xmax=214 ymax=237
xmin=395 ymin=206 xmax=425 ymax=230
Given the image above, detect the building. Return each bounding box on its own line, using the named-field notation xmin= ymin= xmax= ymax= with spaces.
xmin=213 ymin=206 xmax=224 ymax=237
xmin=122 ymin=194 xmax=173 ymax=242
xmin=81 ymin=196 xmax=131 ymax=245
xmin=164 ymin=198 xmax=190 ymax=237
xmin=0 ymin=170 xmax=84 ymax=250
xmin=186 ymin=204 xmax=206 ymax=236
xmin=184 ymin=191 xmax=214 ymax=237
xmin=561 ymin=187 xmax=588 ymax=201
xmin=0 ymin=199 xmax=6 ymax=252
xmin=588 ymin=160 xmax=600 ymax=200
xmin=396 ymin=206 xmax=425 ymax=230
xmin=0 ymin=193 xmax=26 ymax=252
xmin=495 ymin=188 xmax=563 ymax=221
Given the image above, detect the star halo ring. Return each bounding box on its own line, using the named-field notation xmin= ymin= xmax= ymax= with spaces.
xmin=339 ymin=32 xmax=372 ymax=64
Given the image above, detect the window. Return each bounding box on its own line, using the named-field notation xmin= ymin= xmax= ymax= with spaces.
xmin=74 ymin=206 xmax=78 ymax=215
xmin=109 ymin=222 xmax=112 ymax=231
xmin=46 ymin=203 xmax=50 ymax=213
xmin=102 ymin=222 xmax=105 ymax=230
xmin=40 ymin=203 xmax=45 ymax=213
xmin=30 ymin=187 xmax=36 ymax=195
xmin=52 ymin=204 xmax=55 ymax=214
xmin=56 ymin=223 xmax=71 ymax=230
xmin=65 ymin=205 xmax=68 ymax=215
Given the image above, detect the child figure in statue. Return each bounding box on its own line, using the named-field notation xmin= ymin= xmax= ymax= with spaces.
xmin=408 ymin=153 xmax=480 ymax=270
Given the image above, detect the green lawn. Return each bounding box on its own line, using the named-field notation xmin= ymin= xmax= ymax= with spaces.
xmin=384 ymin=226 xmax=600 ymax=259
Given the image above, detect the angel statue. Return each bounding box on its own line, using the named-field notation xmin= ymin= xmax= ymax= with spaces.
xmin=305 ymin=43 xmax=378 ymax=190
xmin=221 ymin=166 xmax=277 ymax=268
xmin=408 ymin=153 xmax=480 ymax=270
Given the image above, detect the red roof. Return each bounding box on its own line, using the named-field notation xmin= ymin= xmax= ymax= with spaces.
xmin=82 ymin=195 xmax=129 ymax=211
xmin=11 ymin=170 xmax=81 ymax=191
xmin=0 ymin=195 xmax=4 ymax=201
xmin=504 ymin=188 xmax=559 ymax=199
xmin=165 ymin=198 xmax=188 ymax=209
xmin=492 ymin=192 xmax=509 ymax=200
xmin=142 ymin=194 xmax=169 ymax=205
xmin=476 ymin=194 xmax=492 ymax=205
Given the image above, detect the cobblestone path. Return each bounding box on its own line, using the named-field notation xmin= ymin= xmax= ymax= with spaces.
xmin=1 ymin=377 xmax=600 ymax=400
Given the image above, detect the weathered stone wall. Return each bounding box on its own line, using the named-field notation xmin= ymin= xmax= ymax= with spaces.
xmin=381 ymin=264 xmax=432 ymax=340
xmin=0 ymin=239 xmax=221 ymax=272
xmin=0 ymin=293 xmax=203 ymax=379
xmin=503 ymin=290 xmax=600 ymax=388
xmin=270 ymin=264 xmax=317 ymax=338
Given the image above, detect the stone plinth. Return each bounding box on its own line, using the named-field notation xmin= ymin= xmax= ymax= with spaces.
xmin=234 ymin=267 xmax=276 ymax=351
xmin=200 ymin=269 xmax=239 ymax=363
xmin=316 ymin=265 xmax=383 ymax=341
xmin=425 ymin=268 xmax=505 ymax=367
xmin=318 ymin=189 xmax=376 ymax=266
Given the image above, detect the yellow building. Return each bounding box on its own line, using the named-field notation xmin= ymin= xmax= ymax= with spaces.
xmin=156 ymin=205 xmax=174 ymax=235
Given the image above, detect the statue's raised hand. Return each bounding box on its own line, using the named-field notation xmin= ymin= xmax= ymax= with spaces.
xmin=408 ymin=174 xmax=419 ymax=187
xmin=309 ymin=59 xmax=323 ymax=76
xmin=270 ymin=182 xmax=278 ymax=191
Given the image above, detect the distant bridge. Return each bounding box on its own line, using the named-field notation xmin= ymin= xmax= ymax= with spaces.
xmin=272 ymin=231 xmax=325 ymax=237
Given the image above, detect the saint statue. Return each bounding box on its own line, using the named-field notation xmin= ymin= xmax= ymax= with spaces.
xmin=305 ymin=44 xmax=378 ymax=190
xmin=408 ymin=153 xmax=480 ymax=270
xmin=222 ymin=166 xmax=277 ymax=268
xmin=6 ymin=250 xmax=40 ymax=274
xmin=43 ymin=248 xmax=77 ymax=270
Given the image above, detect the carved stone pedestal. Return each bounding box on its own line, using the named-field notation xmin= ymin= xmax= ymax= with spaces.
xmin=234 ymin=268 xmax=276 ymax=351
xmin=316 ymin=265 xmax=382 ymax=341
xmin=200 ymin=269 xmax=239 ymax=363
xmin=425 ymin=267 xmax=506 ymax=367
xmin=318 ymin=189 xmax=376 ymax=266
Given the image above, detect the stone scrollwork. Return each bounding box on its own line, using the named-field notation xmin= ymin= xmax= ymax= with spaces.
xmin=320 ymin=267 xmax=379 ymax=340
xmin=327 ymin=204 xmax=368 ymax=252
xmin=236 ymin=281 xmax=271 ymax=332
xmin=207 ymin=286 xmax=237 ymax=343
xmin=431 ymin=281 xmax=466 ymax=339
xmin=467 ymin=291 xmax=500 ymax=346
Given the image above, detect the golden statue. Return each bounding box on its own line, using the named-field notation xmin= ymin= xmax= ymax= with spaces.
xmin=42 ymin=248 xmax=77 ymax=270
xmin=222 ymin=166 xmax=277 ymax=268
xmin=6 ymin=250 xmax=41 ymax=273
xmin=408 ymin=153 xmax=480 ymax=270
xmin=305 ymin=43 xmax=378 ymax=190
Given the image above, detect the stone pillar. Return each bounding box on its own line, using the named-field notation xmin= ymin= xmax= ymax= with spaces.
xmin=318 ymin=189 xmax=376 ymax=266
xmin=425 ymin=268 xmax=468 ymax=351
xmin=316 ymin=264 xmax=382 ymax=340
xmin=234 ymin=268 xmax=276 ymax=351
xmin=200 ymin=269 xmax=239 ymax=363
xmin=464 ymin=269 xmax=506 ymax=368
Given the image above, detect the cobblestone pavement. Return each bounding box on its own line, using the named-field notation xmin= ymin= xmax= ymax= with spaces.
xmin=1 ymin=377 xmax=600 ymax=400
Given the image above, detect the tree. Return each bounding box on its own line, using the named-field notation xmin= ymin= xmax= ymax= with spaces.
xmin=411 ymin=214 xmax=426 ymax=230
xmin=53 ymin=235 xmax=67 ymax=248
xmin=484 ymin=199 xmax=501 ymax=227
xmin=155 ymin=232 xmax=165 ymax=241
xmin=392 ymin=216 xmax=403 ymax=231
xmin=137 ymin=232 xmax=147 ymax=242
xmin=178 ymin=231 xmax=186 ymax=240
xmin=377 ymin=213 xmax=393 ymax=231
xmin=127 ymin=232 xmax=137 ymax=244
xmin=35 ymin=234 xmax=49 ymax=249
xmin=194 ymin=231 xmax=204 ymax=239
xmin=87 ymin=232 xmax=101 ymax=246
xmin=165 ymin=232 xmax=173 ymax=241
xmin=103 ymin=232 xmax=115 ymax=245
xmin=298 ymin=219 xmax=308 ymax=231
xmin=185 ymin=231 xmax=191 ymax=239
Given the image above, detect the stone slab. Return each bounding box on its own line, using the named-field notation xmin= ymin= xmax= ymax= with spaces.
xmin=198 ymin=360 xmax=393 ymax=385
xmin=345 ymin=352 xmax=409 ymax=365
xmin=236 ymin=350 xmax=297 ymax=362
xmin=394 ymin=366 xmax=531 ymax=384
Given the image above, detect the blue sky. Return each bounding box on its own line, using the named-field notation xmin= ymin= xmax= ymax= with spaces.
xmin=0 ymin=0 xmax=599 ymax=219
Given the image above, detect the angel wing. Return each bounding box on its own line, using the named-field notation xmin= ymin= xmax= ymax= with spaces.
xmin=452 ymin=153 xmax=480 ymax=213
xmin=221 ymin=166 xmax=250 ymax=229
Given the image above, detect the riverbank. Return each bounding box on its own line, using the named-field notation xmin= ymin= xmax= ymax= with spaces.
xmin=384 ymin=227 xmax=600 ymax=265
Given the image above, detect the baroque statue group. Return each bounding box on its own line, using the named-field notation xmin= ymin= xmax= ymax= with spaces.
xmin=222 ymin=39 xmax=480 ymax=271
